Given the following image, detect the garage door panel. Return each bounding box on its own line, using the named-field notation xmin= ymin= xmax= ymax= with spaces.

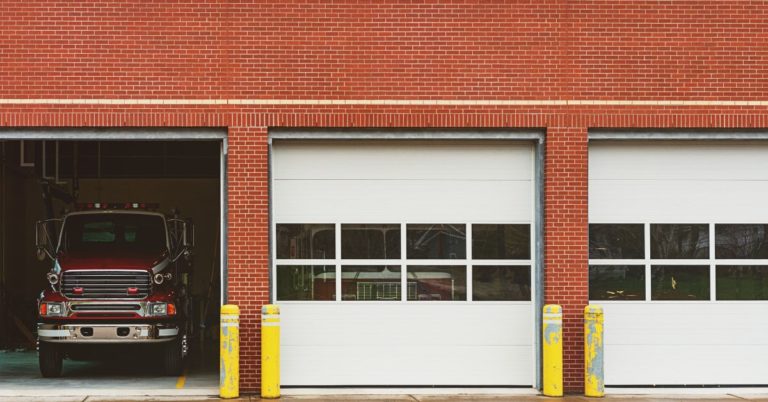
xmin=591 ymin=140 xmax=768 ymax=386
xmin=606 ymin=345 xmax=768 ymax=385
xmin=280 ymin=304 xmax=533 ymax=346
xmin=274 ymin=141 xmax=533 ymax=181
xmin=275 ymin=180 xmax=531 ymax=223
xmin=274 ymin=139 xmax=536 ymax=386
xmin=590 ymin=141 xmax=768 ymax=181
xmin=282 ymin=345 xmax=533 ymax=386
xmin=604 ymin=303 xmax=768 ymax=329
xmin=590 ymin=181 xmax=768 ymax=223
xmin=608 ymin=328 xmax=768 ymax=344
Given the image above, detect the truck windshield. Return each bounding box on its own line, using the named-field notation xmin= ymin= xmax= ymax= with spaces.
xmin=61 ymin=214 xmax=167 ymax=253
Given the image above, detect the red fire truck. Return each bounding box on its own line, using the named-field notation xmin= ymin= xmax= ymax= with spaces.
xmin=35 ymin=203 xmax=194 ymax=377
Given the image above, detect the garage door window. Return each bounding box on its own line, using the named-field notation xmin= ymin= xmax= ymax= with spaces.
xmin=406 ymin=224 xmax=466 ymax=259
xmin=588 ymin=265 xmax=645 ymax=300
xmin=588 ymin=224 xmax=645 ymax=300
xmin=341 ymin=224 xmax=400 ymax=259
xmin=715 ymin=224 xmax=768 ymax=259
xmin=276 ymin=265 xmax=336 ymax=301
xmin=406 ymin=266 xmax=467 ymax=301
xmin=716 ymin=265 xmax=768 ymax=300
xmin=589 ymin=224 xmax=644 ymax=259
xmin=276 ymin=223 xmax=532 ymax=302
xmin=472 ymin=224 xmax=531 ymax=260
xmin=342 ymin=266 xmax=402 ymax=301
xmin=277 ymin=224 xmax=335 ymax=259
xmin=650 ymin=224 xmax=709 ymax=259
xmin=473 ymin=266 xmax=531 ymax=301
xmin=650 ymin=265 xmax=710 ymax=300
xmin=590 ymin=223 xmax=768 ymax=301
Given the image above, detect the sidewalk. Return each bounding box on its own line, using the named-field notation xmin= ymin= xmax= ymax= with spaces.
xmin=4 ymin=394 xmax=768 ymax=402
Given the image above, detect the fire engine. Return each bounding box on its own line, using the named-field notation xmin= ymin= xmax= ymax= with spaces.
xmin=34 ymin=203 xmax=194 ymax=377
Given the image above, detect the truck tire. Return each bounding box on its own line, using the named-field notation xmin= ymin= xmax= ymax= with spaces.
xmin=163 ymin=339 xmax=183 ymax=376
xmin=39 ymin=342 xmax=63 ymax=378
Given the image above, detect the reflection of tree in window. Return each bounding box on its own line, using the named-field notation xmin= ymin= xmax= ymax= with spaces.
xmin=473 ymin=224 xmax=530 ymax=260
xmin=588 ymin=265 xmax=644 ymax=300
xmin=651 ymin=224 xmax=709 ymax=259
xmin=341 ymin=224 xmax=400 ymax=259
xmin=651 ymin=265 xmax=709 ymax=300
xmin=275 ymin=265 xmax=335 ymax=301
xmin=716 ymin=224 xmax=768 ymax=259
xmin=473 ymin=266 xmax=531 ymax=301
xmin=588 ymin=224 xmax=644 ymax=259
xmin=716 ymin=265 xmax=768 ymax=300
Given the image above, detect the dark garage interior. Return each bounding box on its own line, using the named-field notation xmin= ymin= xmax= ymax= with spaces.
xmin=0 ymin=138 xmax=221 ymax=391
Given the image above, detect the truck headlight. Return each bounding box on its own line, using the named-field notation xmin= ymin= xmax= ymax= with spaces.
xmin=153 ymin=272 xmax=172 ymax=285
xmin=149 ymin=303 xmax=176 ymax=316
xmin=151 ymin=303 xmax=167 ymax=315
xmin=40 ymin=302 xmax=65 ymax=317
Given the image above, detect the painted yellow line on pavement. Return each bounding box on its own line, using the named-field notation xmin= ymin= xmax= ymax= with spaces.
xmin=176 ymin=369 xmax=187 ymax=389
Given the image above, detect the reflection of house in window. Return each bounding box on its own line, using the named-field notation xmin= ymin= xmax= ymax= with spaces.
xmin=330 ymin=266 xmax=461 ymax=301
xmin=356 ymin=282 xmax=417 ymax=301
xmin=340 ymin=266 xmax=403 ymax=300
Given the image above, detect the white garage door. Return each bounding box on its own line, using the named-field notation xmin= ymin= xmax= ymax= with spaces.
xmin=273 ymin=140 xmax=536 ymax=386
xmin=589 ymin=141 xmax=768 ymax=386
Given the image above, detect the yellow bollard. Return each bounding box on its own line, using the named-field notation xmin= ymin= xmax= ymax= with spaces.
xmin=261 ymin=304 xmax=281 ymax=399
xmin=542 ymin=304 xmax=563 ymax=397
xmin=220 ymin=304 xmax=240 ymax=399
xmin=584 ymin=305 xmax=604 ymax=397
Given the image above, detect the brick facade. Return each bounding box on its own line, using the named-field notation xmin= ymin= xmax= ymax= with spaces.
xmin=544 ymin=125 xmax=589 ymax=390
xmin=2 ymin=0 xmax=767 ymax=393
xmin=226 ymin=126 xmax=270 ymax=390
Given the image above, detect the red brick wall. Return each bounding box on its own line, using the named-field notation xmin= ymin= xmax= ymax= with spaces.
xmin=1 ymin=0 xmax=768 ymax=394
xmin=4 ymin=1 xmax=768 ymax=100
xmin=544 ymin=126 xmax=589 ymax=391
xmin=226 ymin=126 xmax=270 ymax=391
xmin=571 ymin=1 xmax=768 ymax=100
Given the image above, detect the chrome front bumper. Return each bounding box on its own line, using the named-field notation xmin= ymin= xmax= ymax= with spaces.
xmin=38 ymin=323 xmax=179 ymax=343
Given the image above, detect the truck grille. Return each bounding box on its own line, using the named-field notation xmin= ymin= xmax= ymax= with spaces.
xmin=62 ymin=271 xmax=151 ymax=299
xmin=70 ymin=304 xmax=141 ymax=311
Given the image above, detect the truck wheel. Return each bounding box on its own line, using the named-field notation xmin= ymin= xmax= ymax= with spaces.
xmin=39 ymin=342 xmax=63 ymax=378
xmin=163 ymin=340 xmax=184 ymax=376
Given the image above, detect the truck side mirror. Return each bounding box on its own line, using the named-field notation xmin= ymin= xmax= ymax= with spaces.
xmin=35 ymin=219 xmax=62 ymax=261
xmin=168 ymin=219 xmax=194 ymax=262
xmin=184 ymin=222 xmax=195 ymax=248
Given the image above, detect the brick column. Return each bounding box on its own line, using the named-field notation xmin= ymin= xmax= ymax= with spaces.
xmin=544 ymin=126 xmax=589 ymax=392
xmin=226 ymin=126 xmax=270 ymax=393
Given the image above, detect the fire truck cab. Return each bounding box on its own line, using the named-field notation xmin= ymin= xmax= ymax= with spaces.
xmin=35 ymin=203 xmax=194 ymax=377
